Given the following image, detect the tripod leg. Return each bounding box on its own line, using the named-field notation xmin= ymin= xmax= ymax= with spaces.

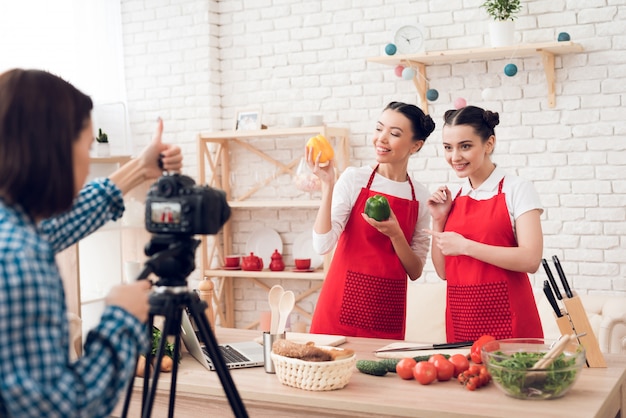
xmin=120 ymin=313 xmax=155 ymax=418
xmin=188 ymin=294 xmax=249 ymax=418
xmin=142 ymin=301 xmax=179 ymax=418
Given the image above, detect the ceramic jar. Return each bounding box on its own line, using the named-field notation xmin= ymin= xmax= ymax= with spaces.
xmin=269 ymin=249 xmax=285 ymax=271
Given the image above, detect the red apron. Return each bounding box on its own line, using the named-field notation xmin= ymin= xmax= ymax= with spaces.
xmin=444 ymin=178 xmax=543 ymax=342
xmin=310 ymin=165 xmax=419 ymax=339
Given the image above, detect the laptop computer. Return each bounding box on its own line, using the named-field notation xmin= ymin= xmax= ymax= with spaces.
xmin=180 ymin=311 xmax=265 ymax=371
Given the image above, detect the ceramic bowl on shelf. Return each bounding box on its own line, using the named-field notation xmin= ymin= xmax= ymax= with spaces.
xmin=294 ymin=258 xmax=311 ymax=270
xmin=481 ymin=338 xmax=585 ymax=400
xmin=303 ymin=114 xmax=323 ymax=126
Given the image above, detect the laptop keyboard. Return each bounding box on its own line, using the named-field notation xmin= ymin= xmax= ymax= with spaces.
xmin=202 ymin=345 xmax=249 ymax=364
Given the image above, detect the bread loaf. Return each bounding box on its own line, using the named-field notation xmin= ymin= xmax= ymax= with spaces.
xmin=271 ymin=339 xmax=354 ymax=362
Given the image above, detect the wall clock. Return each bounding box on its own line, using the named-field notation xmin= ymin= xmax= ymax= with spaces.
xmin=394 ymin=25 xmax=425 ymax=54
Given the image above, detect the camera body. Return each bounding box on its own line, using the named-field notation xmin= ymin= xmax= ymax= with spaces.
xmin=145 ymin=173 xmax=230 ymax=236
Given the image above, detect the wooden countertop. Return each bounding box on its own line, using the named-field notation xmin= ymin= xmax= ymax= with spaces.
xmin=113 ymin=328 xmax=626 ymax=418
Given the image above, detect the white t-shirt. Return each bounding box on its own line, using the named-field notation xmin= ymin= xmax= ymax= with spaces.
xmin=453 ymin=165 xmax=543 ymax=238
xmin=311 ymin=165 xmax=431 ymax=265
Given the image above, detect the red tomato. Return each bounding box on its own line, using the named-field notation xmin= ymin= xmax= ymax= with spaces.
xmin=432 ymin=357 xmax=455 ymax=381
xmin=448 ymin=353 xmax=470 ymax=377
xmin=413 ymin=361 xmax=437 ymax=385
xmin=428 ymin=354 xmax=447 ymax=364
xmin=470 ymin=335 xmax=495 ymax=364
xmin=395 ymin=357 xmax=417 ymax=380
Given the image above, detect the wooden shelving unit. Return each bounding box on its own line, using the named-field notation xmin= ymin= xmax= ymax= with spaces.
xmin=367 ymin=41 xmax=584 ymax=113
xmin=197 ymin=126 xmax=350 ymax=328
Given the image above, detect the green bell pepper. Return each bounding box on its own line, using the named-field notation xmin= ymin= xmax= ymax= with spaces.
xmin=364 ymin=194 xmax=390 ymax=221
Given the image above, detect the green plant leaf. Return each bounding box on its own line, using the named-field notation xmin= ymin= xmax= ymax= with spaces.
xmin=480 ymin=0 xmax=521 ymax=21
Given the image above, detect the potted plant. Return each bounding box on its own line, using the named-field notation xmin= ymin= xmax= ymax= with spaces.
xmin=95 ymin=128 xmax=110 ymax=156
xmin=481 ymin=0 xmax=522 ymax=47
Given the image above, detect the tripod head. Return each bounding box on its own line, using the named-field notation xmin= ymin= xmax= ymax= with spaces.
xmin=139 ymin=233 xmax=200 ymax=287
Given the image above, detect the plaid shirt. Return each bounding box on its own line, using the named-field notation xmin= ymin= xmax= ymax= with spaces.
xmin=0 ymin=178 xmax=148 ymax=418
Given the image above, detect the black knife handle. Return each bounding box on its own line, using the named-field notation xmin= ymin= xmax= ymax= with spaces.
xmin=542 ymin=258 xmax=563 ymax=300
xmin=432 ymin=341 xmax=474 ymax=350
xmin=543 ymin=280 xmax=562 ymax=317
xmin=552 ymin=255 xmax=574 ymax=298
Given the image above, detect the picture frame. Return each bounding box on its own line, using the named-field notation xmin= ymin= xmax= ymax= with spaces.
xmin=235 ymin=109 xmax=261 ymax=131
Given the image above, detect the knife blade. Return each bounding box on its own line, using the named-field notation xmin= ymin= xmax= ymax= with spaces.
xmin=374 ymin=341 xmax=474 ymax=353
xmin=542 ymin=258 xmax=563 ymax=300
xmin=543 ymin=280 xmax=562 ymax=317
xmin=552 ymin=255 xmax=574 ymax=298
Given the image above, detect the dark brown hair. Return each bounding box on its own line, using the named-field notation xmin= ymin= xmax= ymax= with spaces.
xmin=384 ymin=101 xmax=436 ymax=142
xmin=443 ymin=105 xmax=500 ymax=142
xmin=0 ymin=69 xmax=93 ymax=219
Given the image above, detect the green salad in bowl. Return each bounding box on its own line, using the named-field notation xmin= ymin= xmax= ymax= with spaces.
xmin=481 ymin=338 xmax=585 ymax=400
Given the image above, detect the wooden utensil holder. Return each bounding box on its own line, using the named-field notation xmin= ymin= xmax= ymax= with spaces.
xmin=557 ymin=295 xmax=606 ymax=368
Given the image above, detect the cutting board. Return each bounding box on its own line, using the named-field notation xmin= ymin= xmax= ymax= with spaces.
xmin=374 ymin=342 xmax=471 ymax=359
xmin=255 ymin=332 xmax=347 ymax=347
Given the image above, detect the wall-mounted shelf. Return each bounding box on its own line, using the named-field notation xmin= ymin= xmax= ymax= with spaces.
xmin=197 ymin=126 xmax=350 ymax=328
xmin=367 ymin=41 xmax=584 ymax=113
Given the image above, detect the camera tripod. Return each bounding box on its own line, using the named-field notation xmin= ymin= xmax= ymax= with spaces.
xmin=120 ymin=235 xmax=248 ymax=418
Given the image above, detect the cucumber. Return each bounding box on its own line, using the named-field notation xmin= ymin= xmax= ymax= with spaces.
xmin=378 ymin=358 xmax=401 ymax=372
xmin=356 ymin=360 xmax=388 ymax=376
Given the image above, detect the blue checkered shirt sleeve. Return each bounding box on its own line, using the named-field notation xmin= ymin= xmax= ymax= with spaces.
xmin=39 ymin=178 xmax=125 ymax=254
xmin=0 ymin=186 xmax=148 ymax=417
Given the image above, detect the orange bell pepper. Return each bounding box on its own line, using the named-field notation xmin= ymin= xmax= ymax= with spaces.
xmin=306 ymin=134 xmax=334 ymax=165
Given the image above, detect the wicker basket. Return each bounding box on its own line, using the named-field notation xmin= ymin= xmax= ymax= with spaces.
xmin=270 ymin=351 xmax=356 ymax=391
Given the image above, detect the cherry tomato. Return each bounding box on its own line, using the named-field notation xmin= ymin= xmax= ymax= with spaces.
xmin=448 ymin=353 xmax=470 ymax=377
xmin=432 ymin=357 xmax=455 ymax=381
xmin=413 ymin=361 xmax=437 ymax=385
xmin=395 ymin=357 xmax=417 ymax=380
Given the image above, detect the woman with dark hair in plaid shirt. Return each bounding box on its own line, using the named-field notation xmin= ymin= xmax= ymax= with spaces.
xmin=0 ymin=69 xmax=182 ymax=417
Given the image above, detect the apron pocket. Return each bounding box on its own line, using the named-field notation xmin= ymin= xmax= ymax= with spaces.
xmin=448 ymin=281 xmax=513 ymax=341
xmin=339 ymin=270 xmax=405 ymax=334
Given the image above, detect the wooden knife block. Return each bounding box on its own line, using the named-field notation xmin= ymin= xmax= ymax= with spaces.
xmin=553 ymin=295 xmax=606 ymax=368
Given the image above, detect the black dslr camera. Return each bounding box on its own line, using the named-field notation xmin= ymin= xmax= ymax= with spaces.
xmin=145 ymin=173 xmax=231 ymax=236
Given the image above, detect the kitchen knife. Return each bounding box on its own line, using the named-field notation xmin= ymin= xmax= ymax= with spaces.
xmin=552 ymin=255 xmax=574 ymax=298
xmin=374 ymin=341 xmax=474 ymax=353
xmin=543 ymin=280 xmax=562 ymax=317
xmin=542 ymin=258 xmax=563 ymax=300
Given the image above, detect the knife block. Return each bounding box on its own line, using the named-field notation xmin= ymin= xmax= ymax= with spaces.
xmin=558 ymin=295 xmax=606 ymax=368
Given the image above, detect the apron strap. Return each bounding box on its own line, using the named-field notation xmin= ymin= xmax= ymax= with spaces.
xmin=367 ymin=164 xmax=417 ymax=201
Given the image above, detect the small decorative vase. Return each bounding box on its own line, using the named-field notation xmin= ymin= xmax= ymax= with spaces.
xmin=488 ymin=20 xmax=515 ymax=47
xmin=96 ymin=142 xmax=110 ymax=157
xmin=269 ymin=249 xmax=285 ymax=271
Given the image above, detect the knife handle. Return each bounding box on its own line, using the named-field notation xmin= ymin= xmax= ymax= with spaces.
xmin=552 ymin=255 xmax=574 ymax=298
xmin=432 ymin=341 xmax=474 ymax=350
xmin=542 ymin=258 xmax=562 ymax=300
xmin=543 ymin=280 xmax=562 ymax=318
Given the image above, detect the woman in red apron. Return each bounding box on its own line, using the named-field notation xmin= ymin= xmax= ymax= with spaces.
xmin=427 ymin=105 xmax=544 ymax=342
xmin=307 ymin=102 xmax=435 ymax=339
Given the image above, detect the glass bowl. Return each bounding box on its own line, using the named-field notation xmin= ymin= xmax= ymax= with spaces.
xmin=481 ymin=338 xmax=585 ymax=400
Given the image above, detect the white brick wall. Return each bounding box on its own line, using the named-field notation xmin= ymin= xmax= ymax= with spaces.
xmin=121 ymin=0 xmax=626 ymax=328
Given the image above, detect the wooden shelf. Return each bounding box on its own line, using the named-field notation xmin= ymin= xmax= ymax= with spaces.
xmin=367 ymin=41 xmax=584 ymax=112
xmin=228 ymin=200 xmax=320 ymax=209
xmin=197 ymin=125 xmax=350 ymax=328
xmin=204 ymin=269 xmax=325 ymax=281
xmin=89 ymin=155 xmax=131 ymax=164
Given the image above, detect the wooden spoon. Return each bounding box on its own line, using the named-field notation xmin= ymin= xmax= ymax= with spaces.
xmin=268 ymin=285 xmax=284 ymax=335
xmin=276 ymin=290 xmax=295 ymax=335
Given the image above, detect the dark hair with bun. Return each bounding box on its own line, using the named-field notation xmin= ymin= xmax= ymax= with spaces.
xmin=384 ymin=101 xmax=436 ymax=142
xmin=443 ymin=105 xmax=500 ymax=142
